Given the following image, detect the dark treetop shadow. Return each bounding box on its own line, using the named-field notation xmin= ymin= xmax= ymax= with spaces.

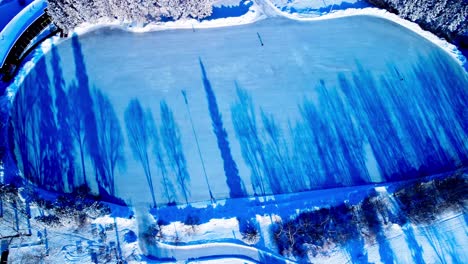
xmin=199 ymin=58 xmax=246 ymax=198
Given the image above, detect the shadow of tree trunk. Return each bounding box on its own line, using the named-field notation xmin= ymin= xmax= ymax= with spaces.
xmin=199 ymin=59 xmax=246 ymax=198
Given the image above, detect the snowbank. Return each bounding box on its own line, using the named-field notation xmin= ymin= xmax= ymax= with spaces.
xmin=67 ymin=0 xmax=466 ymax=69
xmin=4 ymin=0 xmax=466 ymax=99
xmin=4 ymin=35 xmax=58 ymax=100
xmin=258 ymin=0 xmax=466 ymax=68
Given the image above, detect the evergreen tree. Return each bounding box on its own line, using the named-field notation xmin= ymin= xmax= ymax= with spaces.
xmin=46 ymin=0 xmax=215 ymax=31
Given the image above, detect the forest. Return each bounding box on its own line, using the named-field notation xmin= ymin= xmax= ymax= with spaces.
xmin=46 ymin=0 xmax=215 ymax=31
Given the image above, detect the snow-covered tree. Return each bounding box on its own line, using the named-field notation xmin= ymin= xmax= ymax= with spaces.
xmin=367 ymin=0 xmax=467 ymax=44
xmin=46 ymin=0 xmax=215 ymax=31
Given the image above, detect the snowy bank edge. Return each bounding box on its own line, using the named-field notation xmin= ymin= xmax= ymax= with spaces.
xmin=68 ymin=1 xmax=466 ymax=68
xmin=5 ymin=1 xmax=466 ymax=100
xmin=268 ymin=4 xmax=466 ymax=69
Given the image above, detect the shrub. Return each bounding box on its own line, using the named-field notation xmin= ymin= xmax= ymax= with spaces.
xmin=35 ymin=214 xmax=61 ymax=227
xmin=238 ymin=217 xmax=259 ymax=243
xmin=0 ymin=184 xmax=20 ymax=203
xmin=272 ymin=204 xmax=360 ymax=258
xmin=157 ymin=218 xmax=170 ymax=227
xmin=184 ymin=214 xmax=200 ymax=226
xmin=271 ymin=221 xmax=292 ymax=256
xmin=271 ymin=173 xmax=467 ymax=259
xmin=394 ymin=173 xmax=467 ymax=223
xmin=75 ymin=212 xmax=88 ymax=227
xmin=124 ymin=230 xmax=137 ymax=243
xmin=142 ymin=224 xmax=160 ymax=244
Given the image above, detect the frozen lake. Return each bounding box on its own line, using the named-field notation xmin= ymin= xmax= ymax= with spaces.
xmin=9 ymin=16 xmax=468 ymax=206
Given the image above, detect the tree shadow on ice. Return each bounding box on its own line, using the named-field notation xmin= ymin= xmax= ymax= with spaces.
xmin=298 ymin=79 xmax=370 ymax=187
xmin=421 ymin=224 xmax=465 ymax=264
xmin=9 ymin=35 xmax=126 ymax=203
xmin=124 ymin=98 xmax=188 ymax=206
xmin=10 ymin=55 xmax=64 ymax=192
xmin=410 ymin=54 xmax=467 ymax=165
xmin=231 ymin=84 xmax=303 ymax=196
xmin=402 ymin=225 xmax=425 ymax=264
xmin=231 ymin=79 xmax=373 ymax=195
xmin=260 ymin=111 xmax=293 ymax=193
xmin=147 ymin=109 xmax=177 ymax=205
xmin=340 ymin=65 xmax=412 ymax=182
xmin=69 ymin=34 xmax=118 ymax=199
xmin=253 ymin=54 xmax=465 ymax=195
xmin=340 ymin=56 xmax=467 ymax=181
xmin=291 ymin=55 xmax=467 ymax=189
xmin=199 ymin=59 xmax=246 ymax=198
xmin=231 ymin=85 xmax=269 ymax=196
xmin=159 ymin=100 xmax=190 ymax=205
xmin=69 ymin=35 xmax=126 ymax=202
xmin=360 ymin=191 xmax=396 ymax=264
xmin=124 ymin=99 xmax=158 ymax=207
xmin=93 ymin=89 xmax=125 ymax=197
xmin=50 ymin=44 xmax=76 ymax=192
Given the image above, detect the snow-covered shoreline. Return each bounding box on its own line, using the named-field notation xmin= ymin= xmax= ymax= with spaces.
xmin=4 ymin=0 xmax=466 ymax=99
xmin=68 ymin=0 xmax=466 ymax=69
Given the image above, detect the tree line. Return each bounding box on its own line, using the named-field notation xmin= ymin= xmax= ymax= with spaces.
xmin=46 ymin=0 xmax=215 ymax=32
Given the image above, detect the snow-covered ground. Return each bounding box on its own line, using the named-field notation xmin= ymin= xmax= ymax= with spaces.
xmin=4 ymin=172 xmax=466 ymax=263
xmin=269 ymin=0 xmax=370 ymax=16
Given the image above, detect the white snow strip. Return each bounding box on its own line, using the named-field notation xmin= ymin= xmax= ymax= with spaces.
xmin=71 ymin=1 xmax=264 ymax=35
xmin=68 ymin=0 xmax=465 ymax=68
xmin=5 ymin=36 xmax=57 ymax=101
xmin=257 ymin=0 xmax=466 ymax=68
xmin=4 ymin=0 xmax=466 ymax=98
